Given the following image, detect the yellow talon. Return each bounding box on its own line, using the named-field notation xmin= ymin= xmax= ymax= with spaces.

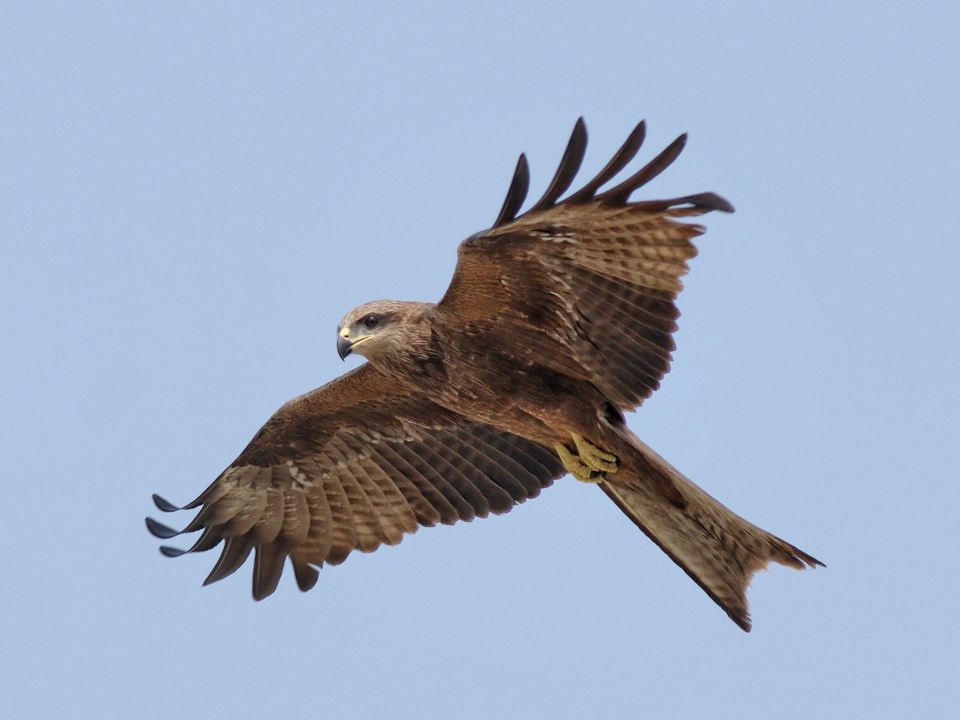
xmin=554 ymin=443 xmax=604 ymax=483
xmin=571 ymin=433 xmax=619 ymax=473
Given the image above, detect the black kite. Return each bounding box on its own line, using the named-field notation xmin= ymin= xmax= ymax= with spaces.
xmin=147 ymin=119 xmax=821 ymax=631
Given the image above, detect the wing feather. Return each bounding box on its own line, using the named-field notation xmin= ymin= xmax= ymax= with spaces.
xmin=325 ymin=439 xmax=386 ymax=552
xmin=204 ymin=536 xmax=254 ymax=586
xmin=253 ymin=543 xmax=287 ymax=601
xmin=291 ymin=554 xmax=320 ymax=592
xmin=438 ymin=119 xmax=733 ymax=411
xmin=528 ymin=117 xmax=587 ymax=212
xmin=493 ymin=154 xmax=530 ymax=227
xmin=367 ymin=442 xmax=449 ymax=526
xmin=463 ymin=432 xmax=536 ymax=500
xmin=416 ymin=435 xmax=496 ymax=517
xmin=147 ymin=363 xmax=564 ymax=598
xmin=389 ymin=440 xmax=477 ymax=522
xmin=316 ymin=457 xmax=358 ymax=565
xmin=565 ymin=120 xmax=647 ymax=203
xmin=253 ymin=487 xmax=284 ymax=544
xmin=596 ymin=133 xmax=687 ymax=204
xmin=298 ymin=462 xmax=333 ymax=558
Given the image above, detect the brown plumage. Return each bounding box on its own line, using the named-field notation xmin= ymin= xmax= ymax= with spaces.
xmin=147 ymin=118 xmax=821 ymax=631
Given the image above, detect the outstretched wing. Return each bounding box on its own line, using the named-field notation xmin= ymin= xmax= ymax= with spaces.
xmin=146 ymin=363 xmax=564 ymax=599
xmin=438 ymin=118 xmax=734 ymax=411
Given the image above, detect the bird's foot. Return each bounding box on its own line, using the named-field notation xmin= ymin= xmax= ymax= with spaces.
xmin=554 ymin=434 xmax=619 ymax=483
xmin=554 ymin=442 xmax=604 ymax=482
xmin=571 ymin=433 xmax=619 ymax=473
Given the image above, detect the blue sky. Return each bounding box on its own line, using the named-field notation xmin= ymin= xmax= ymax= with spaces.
xmin=3 ymin=2 xmax=958 ymax=718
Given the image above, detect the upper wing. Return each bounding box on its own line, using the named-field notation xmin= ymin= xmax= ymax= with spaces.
xmin=146 ymin=363 xmax=564 ymax=599
xmin=438 ymin=118 xmax=734 ymax=411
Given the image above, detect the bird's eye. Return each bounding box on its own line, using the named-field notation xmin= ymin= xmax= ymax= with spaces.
xmin=362 ymin=314 xmax=381 ymax=330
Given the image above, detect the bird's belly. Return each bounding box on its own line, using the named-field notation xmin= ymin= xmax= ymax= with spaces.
xmin=425 ymin=361 xmax=603 ymax=447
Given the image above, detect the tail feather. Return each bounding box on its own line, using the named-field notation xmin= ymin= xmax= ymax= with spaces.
xmin=601 ymin=428 xmax=822 ymax=632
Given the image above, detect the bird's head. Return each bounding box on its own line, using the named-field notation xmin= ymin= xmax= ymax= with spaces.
xmin=337 ymin=300 xmax=431 ymax=362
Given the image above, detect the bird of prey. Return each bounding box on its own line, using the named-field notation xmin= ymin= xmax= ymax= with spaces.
xmin=147 ymin=118 xmax=821 ymax=631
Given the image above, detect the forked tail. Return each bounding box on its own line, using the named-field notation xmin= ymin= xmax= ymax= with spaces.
xmin=600 ymin=426 xmax=822 ymax=631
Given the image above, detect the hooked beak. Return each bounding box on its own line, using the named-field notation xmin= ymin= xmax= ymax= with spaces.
xmin=337 ymin=334 xmax=353 ymax=360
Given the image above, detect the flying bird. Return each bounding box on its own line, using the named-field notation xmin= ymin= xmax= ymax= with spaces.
xmin=147 ymin=118 xmax=821 ymax=631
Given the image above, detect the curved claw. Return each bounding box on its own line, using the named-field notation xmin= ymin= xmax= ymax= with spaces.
xmin=145 ymin=517 xmax=181 ymax=539
xmin=159 ymin=545 xmax=189 ymax=558
xmin=152 ymin=494 xmax=182 ymax=512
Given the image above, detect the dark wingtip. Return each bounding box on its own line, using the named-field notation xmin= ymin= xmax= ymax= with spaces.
xmin=732 ymin=613 xmax=752 ymax=633
xmin=687 ymin=192 xmax=735 ymax=213
xmin=145 ymin=517 xmax=181 ymax=539
xmin=251 ymin=544 xmax=288 ymax=600
xmin=293 ymin=560 xmax=320 ymax=592
xmin=152 ymin=494 xmax=181 ymax=512
xmin=493 ymin=153 xmax=530 ymax=228
xmin=565 ymin=119 xmax=648 ymax=204
xmin=528 ymin=117 xmax=589 ymax=213
xmin=251 ymin=584 xmax=277 ymax=601
xmin=596 ymin=132 xmax=688 ymax=205
xmin=488 ymin=119 xmax=729 ymax=230
xmin=203 ymin=538 xmax=254 ymax=587
xmin=159 ymin=545 xmax=188 ymax=558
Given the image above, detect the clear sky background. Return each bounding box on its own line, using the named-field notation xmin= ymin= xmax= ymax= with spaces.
xmin=3 ymin=2 xmax=958 ymax=718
